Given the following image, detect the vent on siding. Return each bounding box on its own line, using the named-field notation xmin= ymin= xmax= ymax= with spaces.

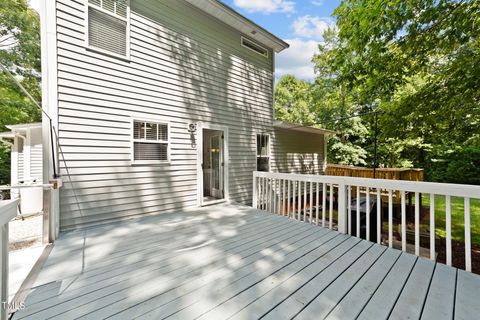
xmin=88 ymin=4 xmax=127 ymax=57
xmin=241 ymin=37 xmax=268 ymax=57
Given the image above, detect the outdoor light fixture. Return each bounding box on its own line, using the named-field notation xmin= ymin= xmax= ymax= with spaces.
xmin=188 ymin=123 xmax=197 ymax=133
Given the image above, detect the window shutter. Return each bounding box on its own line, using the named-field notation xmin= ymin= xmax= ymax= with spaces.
xmin=88 ymin=6 xmax=127 ymax=56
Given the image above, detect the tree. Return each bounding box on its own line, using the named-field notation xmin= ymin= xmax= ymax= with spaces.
xmin=0 ymin=0 xmax=41 ymax=185
xmin=328 ymin=0 xmax=480 ymax=180
xmin=274 ymin=75 xmax=315 ymax=125
xmin=312 ymin=28 xmax=369 ymax=165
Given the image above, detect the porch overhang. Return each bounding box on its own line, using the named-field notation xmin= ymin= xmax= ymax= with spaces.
xmin=274 ymin=120 xmax=336 ymax=135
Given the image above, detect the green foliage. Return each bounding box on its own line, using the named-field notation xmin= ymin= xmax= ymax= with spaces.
xmin=428 ymin=146 xmax=480 ymax=185
xmin=274 ymin=75 xmax=315 ymax=125
xmin=0 ymin=0 xmax=41 ymax=185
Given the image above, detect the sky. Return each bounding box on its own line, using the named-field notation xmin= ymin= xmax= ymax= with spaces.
xmin=29 ymin=0 xmax=340 ymax=81
xmin=222 ymin=0 xmax=341 ymax=81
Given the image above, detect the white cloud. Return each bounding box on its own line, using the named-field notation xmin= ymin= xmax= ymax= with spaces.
xmin=275 ymin=38 xmax=319 ymax=81
xmin=233 ymin=0 xmax=295 ymax=14
xmin=292 ymin=15 xmax=334 ymax=40
xmin=311 ymin=0 xmax=324 ymax=6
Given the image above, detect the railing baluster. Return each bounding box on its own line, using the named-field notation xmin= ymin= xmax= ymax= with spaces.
xmin=388 ymin=189 xmax=393 ymax=248
xmin=287 ymin=180 xmax=291 ymax=218
xmin=292 ymin=180 xmax=296 ymax=220
xmin=415 ymin=192 xmax=420 ymax=256
xmin=430 ymin=194 xmax=435 ymax=260
xmin=377 ymin=189 xmax=381 ymax=244
xmin=309 ymin=181 xmax=313 ymax=223
xmin=366 ymin=187 xmax=370 ymax=241
xmin=329 ymin=184 xmax=333 ymax=229
xmin=401 ymin=191 xmax=406 ymax=252
xmin=348 ymin=185 xmax=352 ymax=235
xmin=303 ymin=181 xmax=307 ymax=222
xmin=465 ymin=197 xmax=471 ymax=272
xmin=446 ymin=195 xmax=452 ymax=266
xmin=272 ymin=178 xmax=277 ymax=213
xmin=266 ymin=178 xmax=271 ymax=213
xmin=356 ymin=186 xmax=360 ymax=237
xmin=298 ymin=181 xmax=302 ymax=221
xmin=316 ymin=182 xmax=319 ymax=225
xmin=282 ymin=179 xmax=286 ymax=216
xmin=263 ymin=177 xmax=267 ymax=210
xmin=322 ymin=183 xmax=326 ymax=227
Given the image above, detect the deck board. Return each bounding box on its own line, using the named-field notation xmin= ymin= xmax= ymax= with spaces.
xmin=12 ymin=203 xmax=480 ymax=320
xmin=324 ymin=249 xmax=401 ymax=320
xmin=389 ymin=258 xmax=435 ymax=320
xmin=421 ymin=263 xmax=456 ymax=319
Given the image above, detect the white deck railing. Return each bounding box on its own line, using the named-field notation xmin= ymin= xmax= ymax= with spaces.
xmin=0 ymin=200 xmax=19 ymax=320
xmin=253 ymin=171 xmax=480 ymax=272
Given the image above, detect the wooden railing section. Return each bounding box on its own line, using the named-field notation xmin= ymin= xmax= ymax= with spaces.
xmin=253 ymin=171 xmax=480 ymax=272
xmin=327 ymin=164 xmax=424 ymax=181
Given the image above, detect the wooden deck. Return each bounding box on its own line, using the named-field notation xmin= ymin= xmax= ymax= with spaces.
xmin=12 ymin=203 xmax=480 ymax=320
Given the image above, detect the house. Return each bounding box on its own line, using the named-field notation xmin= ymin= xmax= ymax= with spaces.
xmin=4 ymin=3 xmax=480 ymax=318
xmin=0 ymin=123 xmax=43 ymax=214
xmin=39 ymin=0 xmax=333 ymax=231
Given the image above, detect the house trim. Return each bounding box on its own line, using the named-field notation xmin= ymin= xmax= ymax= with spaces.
xmin=40 ymin=0 xmax=59 ymax=241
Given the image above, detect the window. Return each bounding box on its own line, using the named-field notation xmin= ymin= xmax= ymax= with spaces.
xmin=132 ymin=120 xmax=169 ymax=163
xmin=241 ymin=37 xmax=268 ymax=58
xmin=256 ymin=134 xmax=270 ymax=172
xmin=87 ymin=0 xmax=129 ymax=57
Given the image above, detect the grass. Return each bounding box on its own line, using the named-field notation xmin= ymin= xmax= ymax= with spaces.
xmin=419 ymin=195 xmax=480 ymax=245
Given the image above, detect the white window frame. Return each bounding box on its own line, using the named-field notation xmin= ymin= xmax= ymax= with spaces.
xmin=85 ymin=0 xmax=131 ymax=60
xmin=131 ymin=118 xmax=171 ymax=165
xmin=241 ymin=36 xmax=269 ymax=58
xmin=256 ymin=133 xmax=270 ymax=172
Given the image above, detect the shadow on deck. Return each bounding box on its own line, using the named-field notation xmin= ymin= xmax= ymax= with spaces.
xmin=12 ymin=203 xmax=480 ymax=319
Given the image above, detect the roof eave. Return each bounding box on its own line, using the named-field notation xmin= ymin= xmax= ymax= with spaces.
xmin=183 ymin=0 xmax=289 ymax=53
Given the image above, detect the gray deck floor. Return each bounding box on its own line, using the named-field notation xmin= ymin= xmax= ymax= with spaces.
xmin=12 ymin=203 xmax=480 ymax=320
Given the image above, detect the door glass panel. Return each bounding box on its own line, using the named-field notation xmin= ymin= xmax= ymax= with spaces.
xmin=211 ymin=135 xmax=220 ymax=190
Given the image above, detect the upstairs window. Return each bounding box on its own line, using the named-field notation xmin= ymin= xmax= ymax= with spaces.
xmin=132 ymin=120 xmax=170 ymax=163
xmin=87 ymin=0 xmax=129 ymax=57
xmin=256 ymin=134 xmax=270 ymax=172
xmin=241 ymin=37 xmax=268 ymax=58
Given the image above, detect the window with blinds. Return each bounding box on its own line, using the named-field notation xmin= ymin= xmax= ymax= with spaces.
xmin=256 ymin=134 xmax=270 ymax=172
xmin=132 ymin=120 xmax=169 ymax=163
xmin=87 ymin=0 xmax=129 ymax=57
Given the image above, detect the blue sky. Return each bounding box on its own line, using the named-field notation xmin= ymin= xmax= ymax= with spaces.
xmin=222 ymin=0 xmax=341 ymax=81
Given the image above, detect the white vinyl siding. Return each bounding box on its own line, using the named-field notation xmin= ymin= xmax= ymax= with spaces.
xmin=54 ymin=0 xmax=302 ymax=229
xmin=270 ymin=128 xmax=326 ymax=175
xmin=87 ymin=0 xmax=129 ymax=57
xmin=56 ymin=0 xmax=275 ymax=229
xmin=132 ymin=119 xmax=169 ymax=163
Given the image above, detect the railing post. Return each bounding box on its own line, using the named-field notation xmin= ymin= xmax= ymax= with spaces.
xmin=252 ymin=172 xmax=258 ymax=209
xmin=337 ymin=181 xmax=348 ymax=234
xmin=0 ymin=199 xmax=19 ymax=319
